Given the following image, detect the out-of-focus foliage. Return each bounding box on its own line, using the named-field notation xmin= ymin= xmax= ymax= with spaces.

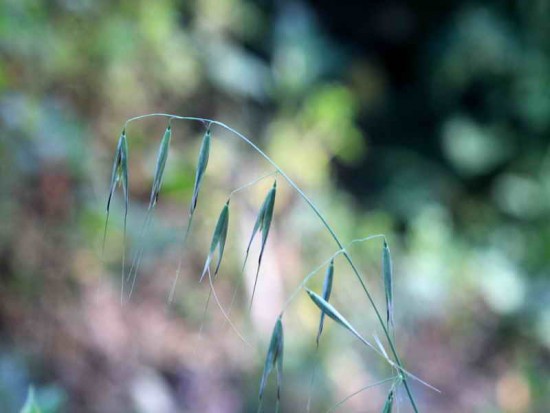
xmin=1 ymin=0 xmax=549 ymax=412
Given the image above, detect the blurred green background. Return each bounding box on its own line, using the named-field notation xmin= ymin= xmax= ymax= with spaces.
xmin=1 ymin=0 xmax=549 ymax=412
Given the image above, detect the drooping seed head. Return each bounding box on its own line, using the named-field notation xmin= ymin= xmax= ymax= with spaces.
xmin=259 ymin=315 xmax=284 ymax=402
xmin=316 ymin=258 xmax=334 ymax=346
xmin=120 ymin=131 xmax=129 ymax=206
xmin=259 ymin=182 xmax=276 ymax=255
xmin=200 ymin=200 xmax=230 ymax=282
xmin=248 ymin=181 xmax=277 ymax=309
xmin=149 ymin=125 xmax=172 ymax=209
xmin=190 ymin=127 xmax=211 ymax=215
xmin=107 ymin=129 xmax=127 ymax=213
xmin=104 ymin=129 xmax=130 ymax=257
xmin=306 ymin=289 xmax=363 ymax=342
xmin=382 ymin=240 xmax=393 ymax=329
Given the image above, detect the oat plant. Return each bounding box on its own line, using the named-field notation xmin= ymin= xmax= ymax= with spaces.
xmin=103 ymin=113 xmax=439 ymax=412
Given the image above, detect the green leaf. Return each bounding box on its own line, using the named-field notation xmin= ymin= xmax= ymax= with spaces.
xmin=190 ymin=128 xmax=211 ymax=215
xmin=316 ymin=258 xmax=334 ymax=346
xmin=200 ymin=200 xmax=230 ymax=281
xmin=20 ymin=387 xmax=41 ymax=413
xmin=383 ymin=240 xmax=393 ymax=329
xmin=259 ymin=315 xmax=284 ymax=402
xmin=149 ymin=125 xmax=172 ymax=209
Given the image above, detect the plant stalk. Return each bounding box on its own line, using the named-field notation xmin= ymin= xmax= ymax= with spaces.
xmin=124 ymin=113 xmax=419 ymax=412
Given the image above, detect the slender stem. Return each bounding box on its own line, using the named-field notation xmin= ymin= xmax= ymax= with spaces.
xmin=347 ymin=234 xmax=386 ymax=247
xmin=344 ymin=254 xmax=418 ymax=411
xmin=326 ymin=377 xmax=396 ymax=413
xmin=206 ymin=266 xmax=252 ymax=348
xmin=229 ymin=171 xmax=278 ymax=198
xmin=168 ymin=212 xmax=194 ymax=303
xmin=127 ymin=208 xmax=154 ymax=300
xmin=124 ymin=113 xmax=419 ymax=412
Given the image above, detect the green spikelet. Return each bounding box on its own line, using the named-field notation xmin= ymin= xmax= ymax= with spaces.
xmin=200 ymin=200 xmax=230 ymax=282
xmin=259 ymin=315 xmax=284 ymax=407
xmin=190 ymin=127 xmax=211 ymax=215
xmin=316 ymin=258 xmax=334 ymax=346
xmin=248 ymin=181 xmax=277 ymax=309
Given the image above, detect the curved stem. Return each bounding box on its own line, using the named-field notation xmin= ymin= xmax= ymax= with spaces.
xmin=124 ymin=113 xmax=419 ymax=412
xmin=206 ymin=266 xmax=252 ymax=348
xmin=347 ymin=234 xmax=386 ymax=247
xmin=326 ymin=377 xmax=396 ymax=413
xmin=168 ymin=212 xmax=194 ymax=304
xmin=229 ymin=171 xmax=278 ymax=198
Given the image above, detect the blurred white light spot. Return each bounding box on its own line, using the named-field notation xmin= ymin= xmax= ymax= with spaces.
xmin=131 ymin=369 xmax=177 ymax=413
xmin=493 ymin=174 xmax=544 ymax=218
xmin=441 ymin=116 xmax=511 ymax=176
xmin=478 ymin=252 xmax=526 ymax=314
